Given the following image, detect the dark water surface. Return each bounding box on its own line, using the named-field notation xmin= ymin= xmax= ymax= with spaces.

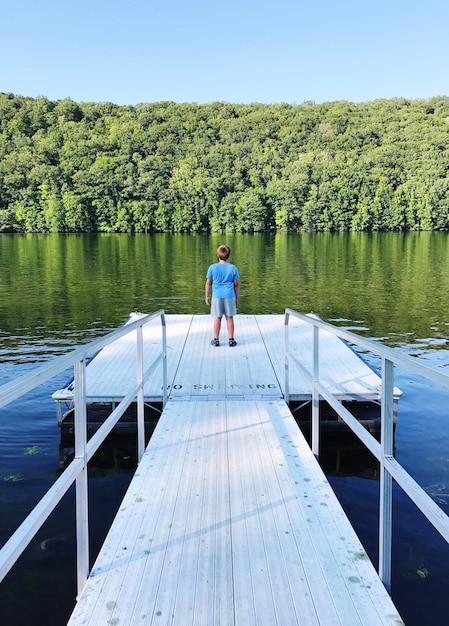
xmin=1 ymin=232 xmax=449 ymax=625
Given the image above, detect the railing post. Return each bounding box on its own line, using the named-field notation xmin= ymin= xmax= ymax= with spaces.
xmin=312 ymin=325 xmax=320 ymax=458
xmin=162 ymin=313 xmax=168 ymax=405
xmin=379 ymin=356 xmax=394 ymax=593
xmin=137 ymin=324 xmax=145 ymax=462
xmin=284 ymin=311 xmax=290 ymax=403
xmin=74 ymin=359 xmax=89 ymax=597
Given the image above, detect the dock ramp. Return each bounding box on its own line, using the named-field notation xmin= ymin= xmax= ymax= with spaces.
xmin=67 ymin=397 xmax=403 ymax=625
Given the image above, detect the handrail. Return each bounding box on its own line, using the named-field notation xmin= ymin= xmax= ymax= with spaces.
xmin=0 ymin=310 xmax=167 ymax=597
xmin=284 ymin=308 xmax=449 ymax=594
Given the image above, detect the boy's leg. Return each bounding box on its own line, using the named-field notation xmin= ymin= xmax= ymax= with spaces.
xmin=225 ymin=315 xmax=235 ymax=339
xmin=213 ymin=316 xmax=222 ymax=338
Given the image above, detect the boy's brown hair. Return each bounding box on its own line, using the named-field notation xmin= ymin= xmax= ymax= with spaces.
xmin=217 ymin=245 xmax=230 ymax=261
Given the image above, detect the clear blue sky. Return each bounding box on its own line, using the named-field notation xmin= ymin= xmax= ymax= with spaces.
xmin=1 ymin=0 xmax=448 ymax=106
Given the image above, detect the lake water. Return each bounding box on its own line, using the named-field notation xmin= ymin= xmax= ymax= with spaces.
xmin=1 ymin=232 xmax=449 ymax=625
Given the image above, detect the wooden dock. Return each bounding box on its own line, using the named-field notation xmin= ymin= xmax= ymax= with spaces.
xmin=65 ymin=315 xmax=404 ymax=625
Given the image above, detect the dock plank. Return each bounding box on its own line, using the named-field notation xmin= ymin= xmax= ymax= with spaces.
xmin=67 ymin=399 xmax=403 ymax=625
xmin=76 ymin=401 xmax=196 ymax=623
xmin=227 ymin=400 xmax=307 ymax=624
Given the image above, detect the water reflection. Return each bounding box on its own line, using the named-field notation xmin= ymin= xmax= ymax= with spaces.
xmin=2 ymin=231 xmax=449 ymax=345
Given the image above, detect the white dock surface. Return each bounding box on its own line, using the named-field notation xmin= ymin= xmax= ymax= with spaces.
xmin=53 ymin=314 xmax=388 ymax=404
xmin=66 ymin=314 xmax=404 ymax=625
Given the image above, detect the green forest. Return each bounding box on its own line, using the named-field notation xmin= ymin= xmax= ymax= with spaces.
xmin=1 ymin=92 xmax=449 ymax=233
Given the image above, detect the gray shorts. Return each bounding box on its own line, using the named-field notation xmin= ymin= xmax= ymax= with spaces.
xmin=211 ymin=298 xmax=236 ymax=317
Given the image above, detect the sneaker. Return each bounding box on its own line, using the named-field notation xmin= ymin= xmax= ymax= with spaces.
xmin=229 ymin=338 xmax=237 ymax=347
xmin=211 ymin=338 xmax=219 ymax=347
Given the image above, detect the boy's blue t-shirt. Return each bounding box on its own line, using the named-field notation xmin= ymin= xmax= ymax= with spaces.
xmin=206 ymin=262 xmax=239 ymax=298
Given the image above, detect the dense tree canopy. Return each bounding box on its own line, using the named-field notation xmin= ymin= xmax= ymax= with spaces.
xmin=1 ymin=92 xmax=449 ymax=233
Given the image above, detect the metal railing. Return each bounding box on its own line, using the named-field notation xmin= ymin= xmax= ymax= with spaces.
xmin=0 ymin=310 xmax=167 ymax=597
xmin=284 ymin=308 xmax=449 ymax=593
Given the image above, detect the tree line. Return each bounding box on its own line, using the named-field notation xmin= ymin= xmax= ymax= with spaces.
xmin=1 ymin=92 xmax=449 ymax=233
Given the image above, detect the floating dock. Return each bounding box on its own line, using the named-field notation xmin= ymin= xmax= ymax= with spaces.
xmin=53 ymin=313 xmax=398 ymax=408
xmin=61 ymin=314 xmax=404 ymax=625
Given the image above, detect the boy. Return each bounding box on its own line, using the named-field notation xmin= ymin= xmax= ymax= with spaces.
xmin=205 ymin=245 xmax=239 ymax=347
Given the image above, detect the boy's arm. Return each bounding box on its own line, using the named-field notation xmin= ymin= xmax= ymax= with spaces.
xmin=234 ymin=279 xmax=239 ymax=306
xmin=205 ymin=278 xmax=212 ymax=305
